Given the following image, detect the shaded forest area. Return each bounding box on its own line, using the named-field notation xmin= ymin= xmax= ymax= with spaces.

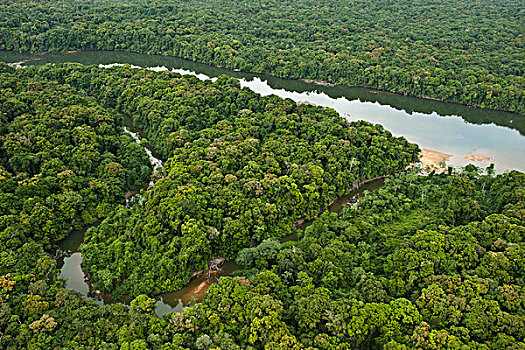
xmin=0 ymin=0 xmax=523 ymax=113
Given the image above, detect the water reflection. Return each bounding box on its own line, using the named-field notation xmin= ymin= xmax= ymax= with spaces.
xmin=1 ymin=49 xmax=522 ymax=137
xmin=5 ymin=49 xmax=523 ymax=315
xmin=4 ymin=49 xmax=519 ymax=171
xmin=57 ymin=223 xmax=103 ymax=306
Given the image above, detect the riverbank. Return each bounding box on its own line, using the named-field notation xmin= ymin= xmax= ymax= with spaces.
xmin=4 ymin=50 xmax=525 ymax=167
xmin=419 ymin=149 xmax=493 ymax=173
xmin=419 ymin=149 xmax=453 ymax=172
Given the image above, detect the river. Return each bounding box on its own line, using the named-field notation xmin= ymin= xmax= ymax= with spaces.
xmin=2 ymin=49 xmax=523 ymax=316
xmin=1 ymin=50 xmax=524 ymax=172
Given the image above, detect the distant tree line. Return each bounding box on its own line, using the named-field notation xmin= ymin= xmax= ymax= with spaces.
xmin=0 ymin=0 xmax=523 ymax=113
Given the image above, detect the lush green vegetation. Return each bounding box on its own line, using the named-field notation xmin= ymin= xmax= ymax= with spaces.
xmin=0 ymin=62 xmax=423 ymax=348
xmin=1 ymin=1 xmax=524 ymax=347
xmin=0 ymin=63 xmax=152 ymax=276
xmin=0 ymin=0 xmax=523 ymax=113
xmin=2 ymin=167 xmax=524 ymax=349
xmin=183 ymin=170 xmax=525 ymax=349
xmin=29 ymin=63 xmax=417 ymax=298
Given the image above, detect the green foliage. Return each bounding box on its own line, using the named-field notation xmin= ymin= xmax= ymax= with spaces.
xmin=0 ymin=0 xmax=523 ymax=113
xmin=19 ymin=63 xmax=417 ymax=298
xmin=131 ymin=294 xmax=157 ymax=314
xmin=0 ymin=63 xmax=152 ymax=276
xmin=220 ymin=171 xmax=525 ymax=348
xmin=0 ymin=61 xmax=523 ymax=349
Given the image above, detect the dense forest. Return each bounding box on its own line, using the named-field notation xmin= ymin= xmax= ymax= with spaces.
xmin=0 ymin=1 xmax=524 ymax=346
xmin=0 ymin=63 xmax=152 ymax=276
xmin=0 ymin=61 xmax=524 ymax=349
xmin=2 ymin=135 xmax=524 ymax=348
xmin=0 ymin=0 xmax=523 ymax=113
xmin=26 ymin=62 xmax=418 ymax=298
xmin=0 ymin=62 xmax=420 ymax=348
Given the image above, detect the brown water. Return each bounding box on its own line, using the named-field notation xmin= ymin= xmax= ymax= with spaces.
xmin=155 ymin=177 xmax=386 ymax=316
xmin=155 ymin=260 xmax=243 ymax=315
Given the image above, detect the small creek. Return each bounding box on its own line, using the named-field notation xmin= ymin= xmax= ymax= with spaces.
xmin=56 ymin=121 xmax=386 ymax=316
xmin=57 ymin=123 xmax=166 ymax=309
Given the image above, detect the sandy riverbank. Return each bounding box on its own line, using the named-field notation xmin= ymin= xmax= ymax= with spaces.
xmin=420 ymin=149 xmax=452 ymax=171
xmin=419 ymin=149 xmax=492 ymax=172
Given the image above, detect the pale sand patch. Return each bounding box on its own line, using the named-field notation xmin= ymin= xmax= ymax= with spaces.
xmin=464 ymin=154 xmax=491 ymax=162
xmin=193 ymin=281 xmax=208 ymax=296
xmin=297 ymin=100 xmax=317 ymax=106
xmin=420 ymin=149 xmax=453 ymax=171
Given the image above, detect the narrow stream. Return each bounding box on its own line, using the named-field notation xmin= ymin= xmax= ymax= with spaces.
xmin=57 ymin=125 xmax=164 ymax=308
xmin=124 ymin=127 xmax=163 ymax=172
xmin=57 ymin=120 xmax=386 ymax=316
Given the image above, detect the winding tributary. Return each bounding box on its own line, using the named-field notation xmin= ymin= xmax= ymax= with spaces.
xmin=155 ymin=176 xmax=386 ymax=316
xmin=56 ymin=123 xmax=386 ymax=316
xmin=56 ymin=125 xmax=165 ymax=309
